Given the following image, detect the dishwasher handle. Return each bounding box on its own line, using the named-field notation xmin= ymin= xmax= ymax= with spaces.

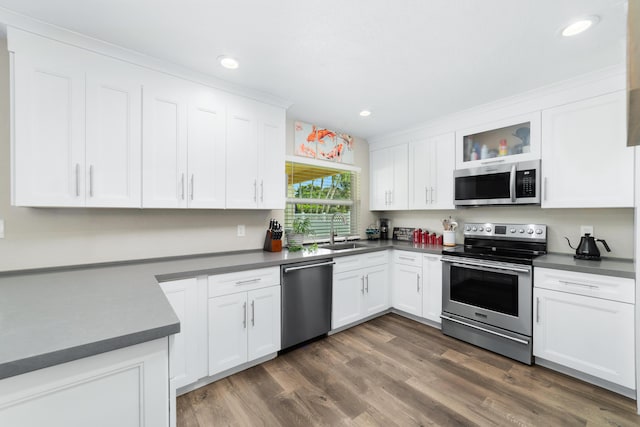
xmin=283 ymin=261 xmax=335 ymax=273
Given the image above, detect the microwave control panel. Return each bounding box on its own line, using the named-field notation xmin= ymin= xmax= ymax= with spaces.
xmin=516 ymin=169 xmax=536 ymax=197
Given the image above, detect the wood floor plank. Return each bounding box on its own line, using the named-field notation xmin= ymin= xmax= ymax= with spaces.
xmin=177 ymin=313 xmax=640 ymax=427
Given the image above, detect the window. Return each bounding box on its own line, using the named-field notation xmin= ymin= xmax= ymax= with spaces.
xmin=285 ymin=158 xmax=360 ymax=241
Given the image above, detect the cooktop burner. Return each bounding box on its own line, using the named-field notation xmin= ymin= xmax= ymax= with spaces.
xmin=442 ymin=222 xmax=547 ymax=265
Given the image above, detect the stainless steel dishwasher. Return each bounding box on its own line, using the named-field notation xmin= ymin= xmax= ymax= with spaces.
xmin=281 ymin=259 xmax=334 ymax=350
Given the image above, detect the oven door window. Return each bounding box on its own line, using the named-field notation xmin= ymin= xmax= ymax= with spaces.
xmin=450 ymin=265 xmax=518 ymax=316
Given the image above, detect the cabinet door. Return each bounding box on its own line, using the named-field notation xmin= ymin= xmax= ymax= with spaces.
xmin=409 ymin=139 xmax=431 ymax=209
xmin=364 ymin=264 xmax=389 ymax=316
xmin=533 ymin=287 xmax=635 ymax=388
xmin=392 ymin=264 xmax=422 ymax=316
xmin=541 ymin=91 xmax=633 ymax=208
xmin=160 ymin=278 xmax=199 ymax=389
xmin=257 ymin=103 xmax=286 ymax=209
xmin=430 ymin=133 xmax=455 ymax=209
xmin=208 ymin=293 xmax=248 ymax=376
xmin=12 ymin=41 xmax=85 ymax=207
xmin=422 ymin=254 xmax=443 ymax=323
xmin=389 ymin=144 xmax=408 ymax=210
xmin=247 ymin=286 xmax=281 ymax=361
xmin=85 ymin=58 xmax=142 ymax=207
xmin=332 ymin=271 xmax=365 ymax=329
xmin=369 ymin=148 xmax=391 ymax=210
xmin=142 ymin=78 xmax=188 ymax=208
xmin=187 ymin=86 xmax=226 ymax=208
xmin=226 ymin=97 xmax=259 ymax=208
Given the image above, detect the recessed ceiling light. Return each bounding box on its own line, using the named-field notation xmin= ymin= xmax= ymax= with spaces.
xmin=561 ymin=16 xmax=599 ymax=37
xmin=218 ymin=56 xmax=239 ymax=69
xmin=359 ymin=110 xmax=371 ymax=117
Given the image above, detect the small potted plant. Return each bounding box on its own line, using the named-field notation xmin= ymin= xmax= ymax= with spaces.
xmin=286 ymin=217 xmax=312 ymax=250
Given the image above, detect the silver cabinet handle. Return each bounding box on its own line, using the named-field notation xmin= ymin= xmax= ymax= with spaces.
xmin=260 ymin=179 xmax=264 ymax=202
xmin=253 ymin=179 xmax=257 ymax=202
xmin=430 ymin=187 xmax=434 ymax=204
xmin=89 ymin=165 xmax=94 ymax=197
xmin=251 ymin=300 xmax=255 ymax=326
xmin=399 ymin=256 xmax=416 ymax=261
xmin=416 ymin=273 xmax=420 ymax=292
xmin=190 ymin=174 xmax=194 ymax=200
xmin=544 ymin=177 xmax=548 ymax=202
xmin=361 ymin=276 xmax=365 ymax=294
xmin=389 ymin=190 xmax=393 ymax=205
xmin=235 ymin=278 xmax=261 ymax=285
xmin=75 ymin=163 xmax=80 ymax=197
xmin=243 ymin=302 xmax=247 ymax=329
xmin=365 ymin=274 xmax=369 ymax=293
xmin=441 ymin=315 xmax=529 ymax=345
xmin=536 ymin=297 xmax=540 ymax=323
xmin=181 ymin=173 xmax=185 ymax=200
xmin=559 ymin=280 xmax=599 ymax=289
xmin=425 ymin=187 xmax=429 ymax=204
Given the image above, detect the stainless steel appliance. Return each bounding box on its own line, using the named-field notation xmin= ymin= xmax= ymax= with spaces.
xmin=454 ymin=160 xmax=540 ymax=207
xmin=441 ymin=222 xmax=547 ymax=364
xmin=281 ymin=259 xmax=334 ymax=350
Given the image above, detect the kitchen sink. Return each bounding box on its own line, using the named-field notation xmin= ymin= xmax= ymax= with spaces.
xmin=321 ymin=242 xmax=369 ymax=251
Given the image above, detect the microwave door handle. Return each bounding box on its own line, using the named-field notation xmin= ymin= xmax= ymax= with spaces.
xmin=509 ymin=164 xmax=516 ymax=202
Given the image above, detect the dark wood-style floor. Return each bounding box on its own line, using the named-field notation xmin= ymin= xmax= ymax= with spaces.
xmin=177 ymin=313 xmax=640 ymax=426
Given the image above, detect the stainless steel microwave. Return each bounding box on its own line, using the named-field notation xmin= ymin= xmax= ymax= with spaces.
xmin=454 ymin=160 xmax=541 ymax=207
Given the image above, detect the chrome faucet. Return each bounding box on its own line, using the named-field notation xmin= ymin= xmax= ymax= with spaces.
xmin=330 ymin=213 xmax=347 ymax=245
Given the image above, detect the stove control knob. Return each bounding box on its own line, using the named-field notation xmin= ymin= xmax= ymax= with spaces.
xmin=527 ymin=229 xmax=534 ymax=234
xmin=519 ymin=229 xmax=525 ymax=233
xmin=465 ymin=226 xmax=471 ymax=231
xmin=471 ymin=226 xmax=477 ymax=232
xmin=478 ymin=227 xmax=484 ymax=232
xmin=510 ymin=228 xmax=516 ymax=233
xmin=536 ymin=229 xmax=543 ymax=234
xmin=485 ymin=227 xmax=492 ymax=232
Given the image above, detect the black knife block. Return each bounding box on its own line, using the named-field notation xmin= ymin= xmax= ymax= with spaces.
xmin=263 ymin=230 xmax=282 ymax=252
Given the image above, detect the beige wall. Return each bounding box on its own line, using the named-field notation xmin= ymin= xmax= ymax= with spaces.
xmin=0 ymin=38 xmax=372 ymax=271
xmin=382 ymin=206 xmax=634 ymax=258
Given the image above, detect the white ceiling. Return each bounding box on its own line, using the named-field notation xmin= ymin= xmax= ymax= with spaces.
xmin=0 ymin=0 xmax=628 ymax=139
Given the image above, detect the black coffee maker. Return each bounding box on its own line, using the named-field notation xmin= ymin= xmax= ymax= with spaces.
xmin=379 ymin=218 xmax=391 ymax=240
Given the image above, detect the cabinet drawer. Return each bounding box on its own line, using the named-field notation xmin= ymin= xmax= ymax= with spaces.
xmin=534 ymin=267 xmax=634 ymax=304
xmin=334 ymin=255 xmax=364 ymax=274
xmin=393 ymin=250 xmax=422 ymax=267
xmin=209 ymin=267 xmax=280 ymax=297
xmin=362 ymin=250 xmax=389 ymax=268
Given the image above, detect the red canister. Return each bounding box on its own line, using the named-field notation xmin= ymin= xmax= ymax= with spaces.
xmin=430 ymin=233 xmax=436 ymax=245
xmin=413 ymin=228 xmax=421 ymax=244
xmin=421 ymin=230 xmax=429 ymax=244
xmin=437 ymin=234 xmax=444 ymax=245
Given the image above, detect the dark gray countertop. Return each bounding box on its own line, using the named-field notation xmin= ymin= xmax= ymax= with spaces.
xmin=533 ymin=253 xmax=635 ymax=279
xmin=0 ymin=240 xmax=632 ymax=381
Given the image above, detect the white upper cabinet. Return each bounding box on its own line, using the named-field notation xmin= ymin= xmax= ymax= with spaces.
xmin=455 ymin=112 xmax=541 ymax=170
xmin=85 ymin=56 xmax=142 ymax=207
xmin=187 ymin=88 xmax=227 ymax=209
xmin=541 ymin=91 xmax=633 ymax=208
xmin=10 ymin=28 xmax=142 ymax=207
xmin=226 ymin=99 xmax=285 ymax=209
xmin=409 ymin=132 xmax=455 ymax=210
xmin=370 ymin=144 xmax=408 ymax=210
xmin=142 ymin=76 xmax=189 ymax=208
xmin=143 ymin=77 xmax=227 ymax=209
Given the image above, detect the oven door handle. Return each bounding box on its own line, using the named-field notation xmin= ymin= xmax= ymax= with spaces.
xmin=440 ymin=315 xmax=530 ymax=345
xmin=442 ymin=256 xmax=531 ymax=274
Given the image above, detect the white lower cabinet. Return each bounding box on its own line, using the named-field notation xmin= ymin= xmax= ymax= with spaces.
xmin=0 ymin=339 xmax=169 ymax=427
xmin=392 ymin=251 xmax=423 ymax=317
xmin=533 ymin=267 xmax=635 ymax=389
xmin=332 ymin=251 xmax=389 ymax=329
xmin=422 ymin=254 xmax=443 ymax=324
xmin=208 ymin=267 xmax=281 ymax=376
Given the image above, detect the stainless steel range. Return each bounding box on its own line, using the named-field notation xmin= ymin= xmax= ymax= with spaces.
xmin=440 ymin=222 xmax=547 ymax=364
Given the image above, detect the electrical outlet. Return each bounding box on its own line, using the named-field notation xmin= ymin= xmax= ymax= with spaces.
xmin=580 ymin=225 xmax=594 ymax=236
xmin=237 ymin=224 xmax=246 ymax=237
